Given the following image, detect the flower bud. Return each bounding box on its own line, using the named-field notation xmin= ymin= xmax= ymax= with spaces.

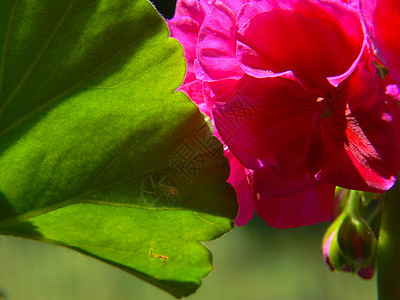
xmin=357 ymin=264 xmax=376 ymax=280
xmin=322 ymin=190 xmax=378 ymax=279
xmin=337 ymin=214 xmax=377 ymax=272
xmin=323 ymin=213 xmax=348 ymax=271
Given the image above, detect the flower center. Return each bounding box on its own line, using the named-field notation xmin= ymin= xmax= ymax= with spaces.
xmin=316 ymin=94 xmax=333 ymax=119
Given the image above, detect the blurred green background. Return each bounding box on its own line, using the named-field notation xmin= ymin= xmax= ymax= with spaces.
xmin=0 ymin=215 xmax=376 ymax=300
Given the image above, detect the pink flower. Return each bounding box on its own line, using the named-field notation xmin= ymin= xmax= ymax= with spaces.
xmin=360 ymin=0 xmax=400 ymax=83
xmin=168 ymin=0 xmax=256 ymax=226
xmin=168 ymin=0 xmax=400 ymax=228
xmin=167 ymin=0 xmax=212 ymax=113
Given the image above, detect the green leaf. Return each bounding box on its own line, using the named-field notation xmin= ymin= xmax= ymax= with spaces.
xmin=0 ymin=0 xmax=237 ymax=298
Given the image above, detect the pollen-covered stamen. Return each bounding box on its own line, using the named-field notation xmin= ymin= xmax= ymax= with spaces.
xmin=316 ymin=94 xmax=333 ymax=119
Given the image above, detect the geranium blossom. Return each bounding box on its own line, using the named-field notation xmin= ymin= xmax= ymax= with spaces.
xmin=168 ymin=0 xmax=400 ymax=228
xmin=168 ymin=0 xmax=256 ymax=225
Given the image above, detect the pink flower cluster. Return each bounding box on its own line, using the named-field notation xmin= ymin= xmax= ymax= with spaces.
xmin=168 ymin=0 xmax=400 ymax=228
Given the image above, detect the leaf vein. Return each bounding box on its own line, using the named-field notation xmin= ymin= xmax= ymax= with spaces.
xmin=34 ymin=152 xmax=68 ymax=209
xmin=87 ymin=129 xmax=165 ymax=192
xmin=0 ymin=20 xmax=161 ymax=138
xmin=0 ymin=0 xmax=20 ymax=101
xmin=0 ymin=0 xmax=79 ymax=123
xmin=0 ymin=199 xmax=176 ymax=229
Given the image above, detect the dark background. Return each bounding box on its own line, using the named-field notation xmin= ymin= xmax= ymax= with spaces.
xmin=151 ymin=0 xmax=177 ymax=19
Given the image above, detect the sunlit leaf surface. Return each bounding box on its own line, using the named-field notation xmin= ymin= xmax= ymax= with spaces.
xmin=0 ymin=0 xmax=237 ymax=297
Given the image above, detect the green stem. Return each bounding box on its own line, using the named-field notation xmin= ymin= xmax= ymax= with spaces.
xmin=346 ymin=190 xmax=361 ymax=216
xmin=377 ymin=183 xmax=400 ymax=299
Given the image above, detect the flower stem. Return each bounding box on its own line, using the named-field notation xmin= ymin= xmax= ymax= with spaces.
xmin=377 ymin=183 xmax=400 ymax=299
xmin=346 ymin=190 xmax=361 ymax=215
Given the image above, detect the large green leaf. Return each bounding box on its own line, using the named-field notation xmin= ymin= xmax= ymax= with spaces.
xmin=0 ymin=0 xmax=237 ymax=297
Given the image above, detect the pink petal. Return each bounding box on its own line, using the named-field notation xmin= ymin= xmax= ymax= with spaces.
xmin=213 ymin=77 xmax=318 ymax=173
xmin=177 ymin=79 xmax=214 ymax=117
xmin=253 ymin=166 xmax=311 ymax=198
xmin=255 ymin=182 xmax=335 ymax=228
xmin=206 ymin=77 xmax=246 ymax=102
xmin=328 ymin=39 xmax=367 ymax=87
xmin=361 ymin=0 xmax=400 ymax=82
xmin=168 ymin=16 xmax=202 ymax=82
xmin=168 ymin=0 xmax=212 ymax=85
xmin=171 ymin=0 xmax=211 ymax=22
xmin=215 ymin=0 xmax=250 ymax=15
xmin=225 ymin=151 xmax=255 ymax=226
xmin=195 ymin=1 xmax=244 ymax=82
xmin=252 ymin=130 xmax=324 ymax=198
xmin=317 ymin=68 xmax=400 ymax=192
xmin=237 ymin=1 xmax=363 ymax=89
xmin=237 ymin=0 xmax=277 ymax=29
xmin=308 ymin=0 xmax=364 ymax=48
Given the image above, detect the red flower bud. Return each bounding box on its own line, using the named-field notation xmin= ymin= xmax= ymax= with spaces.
xmin=322 ymin=190 xmax=377 ymax=279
